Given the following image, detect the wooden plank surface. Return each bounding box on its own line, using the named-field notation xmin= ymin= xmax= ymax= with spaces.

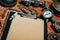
xmin=6 ymin=15 xmax=44 ymax=40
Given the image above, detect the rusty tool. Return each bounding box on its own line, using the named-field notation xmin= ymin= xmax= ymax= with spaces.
xmin=20 ymin=4 xmax=38 ymax=15
xmin=48 ymin=32 xmax=60 ymax=40
xmin=20 ymin=0 xmax=45 ymax=7
xmin=19 ymin=7 xmax=37 ymax=19
xmin=51 ymin=18 xmax=60 ymax=32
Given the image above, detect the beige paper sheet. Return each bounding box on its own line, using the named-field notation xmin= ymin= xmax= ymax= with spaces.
xmin=6 ymin=15 xmax=44 ymax=40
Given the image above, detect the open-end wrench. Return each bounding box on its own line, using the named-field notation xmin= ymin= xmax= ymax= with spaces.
xmin=19 ymin=7 xmax=37 ymax=19
xmin=20 ymin=4 xmax=38 ymax=15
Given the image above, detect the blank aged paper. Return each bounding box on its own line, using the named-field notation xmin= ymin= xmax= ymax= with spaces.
xmin=6 ymin=15 xmax=44 ymax=40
